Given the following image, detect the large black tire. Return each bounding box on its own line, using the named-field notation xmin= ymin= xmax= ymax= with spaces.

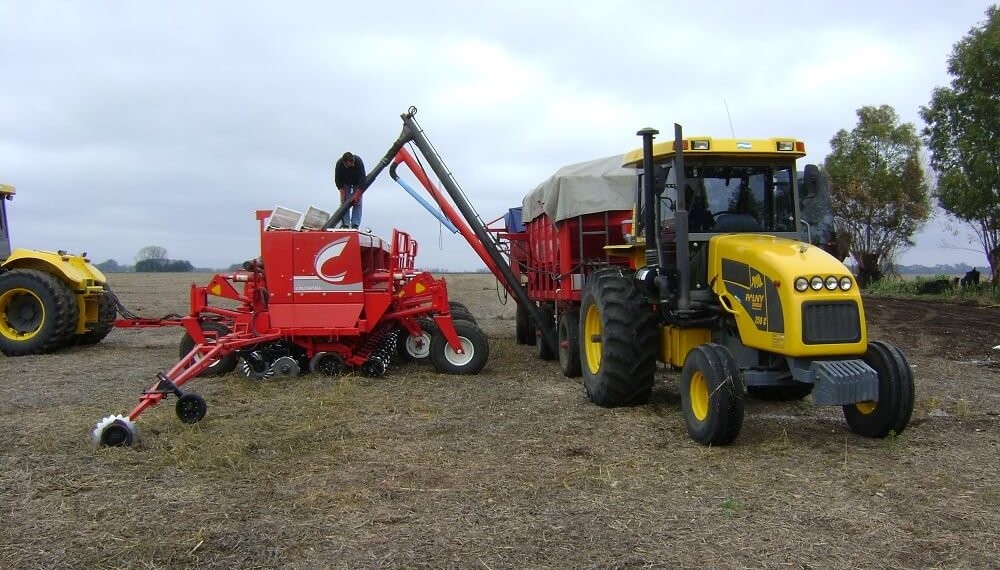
xmin=515 ymin=301 xmax=533 ymax=345
xmin=535 ymin=305 xmax=556 ymax=361
xmin=0 ymin=269 xmax=79 ymax=356
xmin=558 ymin=310 xmax=581 ymax=378
xmin=843 ymin=341 xmax=915 ymax=438
xmin=75 ymin=287 xmax=118 ymax=345
xmin=430 ymin=319 xmax=490 ymax=375
xmin=579 ymin=272 xmax=657 ymax=406
xmin=680 ymin=343 xmax=745 ymax=446
xmin=747 ymin=383 xmax=813 ymax=401
xmin=178 ymin=320 xmax=239 ymax=377
xmin=448 ymin=301 xmax=477 ymax=324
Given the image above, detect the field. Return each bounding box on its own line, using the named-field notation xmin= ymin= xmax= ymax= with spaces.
xmin=2 ymin=272 xmax=999 ymax=569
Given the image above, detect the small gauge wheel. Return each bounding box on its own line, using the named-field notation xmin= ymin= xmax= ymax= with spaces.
xmin=175 ymin=393 xmax=208 ymax=424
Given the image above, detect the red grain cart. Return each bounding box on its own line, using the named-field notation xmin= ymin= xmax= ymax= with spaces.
xmin=494 ymin=155 xmax=635 ymax=376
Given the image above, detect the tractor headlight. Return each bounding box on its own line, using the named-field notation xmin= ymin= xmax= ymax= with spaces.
xmin=795 ymin=277 xmax=809 ymax=292
xmin=810 ymin=276 xmax=824 ymax=290
xmin=777 ymin=140 xmax=794 ymax=151
xmin=692 ymin=139 xmax=710 ymax=150
xmin=825 ymin=276 xmax=839 ymax=290
xmin=840 ymin=276 xmax=853 ymax=291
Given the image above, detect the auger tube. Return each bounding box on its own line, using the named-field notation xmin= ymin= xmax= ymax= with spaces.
xmin=398 ymin=108 xmax=559 ymax=352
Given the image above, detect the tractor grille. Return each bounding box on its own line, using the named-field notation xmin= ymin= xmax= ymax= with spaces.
xmin=802 ymin=301 xmax=861 ymax=344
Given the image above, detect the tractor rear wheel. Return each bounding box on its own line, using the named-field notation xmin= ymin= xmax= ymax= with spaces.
xmin=0 ymin=269 xmax=78 ymax=356
xmin=430 ymin=319 xmax=489 ymax=375
xmin=535 ymin=305 xmax=556 ymax=361
xmin=579 ymin=272 xmax=657 ymax=406
xmin=680 ymin=343 xmax=745 ymax=446
xmin=558 ymin=309 xmax=581 ymax=378
xmin=843 ymin=341 xmax=914 ymax=438
xmin=515 ymin=301 xmax=533 ymax=345
xmin=178 ymin=320 xmax=239 ymax=377
xmin=75 ymin=287 xmax=118 ymax=345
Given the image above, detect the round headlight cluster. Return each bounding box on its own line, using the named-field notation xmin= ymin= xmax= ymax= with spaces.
xmin=795 ymin=275 xmax=853 ymax=292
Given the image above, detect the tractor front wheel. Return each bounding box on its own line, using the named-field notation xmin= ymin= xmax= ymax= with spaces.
xmin=843 ymin=341 xmax=914 ymax=438
xmin=430 ymin=319 xmax=489 ymax=375
xmin=558 ymin=309 xmax=581 ymax=378
xmin=680 ymin=343 xmax=745 ymax=446
xmin=0 ymin=269 xmax=79 ymax=356
xmin=579 ymin=272 xmax=656 ymax=406
xmin=178 ymin=320 xmax=239 ymax=377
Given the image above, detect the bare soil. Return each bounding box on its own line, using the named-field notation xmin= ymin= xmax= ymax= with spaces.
xmin=1 ymin=273 xmax=998 ymax=569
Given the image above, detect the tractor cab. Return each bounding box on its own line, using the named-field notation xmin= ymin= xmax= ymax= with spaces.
xmin=621 ymin=137 xmax=814 ymax=295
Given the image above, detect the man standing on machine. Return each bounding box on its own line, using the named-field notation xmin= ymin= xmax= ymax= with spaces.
xmin=334 ymin=151 xmax=366 ymax=228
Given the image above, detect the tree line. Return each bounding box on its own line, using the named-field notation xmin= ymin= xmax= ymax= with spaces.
xmin=826 ymin=6 xmax=998 ymax=287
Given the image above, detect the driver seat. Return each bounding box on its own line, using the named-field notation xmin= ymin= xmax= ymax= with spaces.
xmin=713 ymin=213 xmax=761 ymax=232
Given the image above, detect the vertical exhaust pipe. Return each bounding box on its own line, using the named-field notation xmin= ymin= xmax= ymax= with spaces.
xmin=672 ymin=124 xmax=691 ymax=312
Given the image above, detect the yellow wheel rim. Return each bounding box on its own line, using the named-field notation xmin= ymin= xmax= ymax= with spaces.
xmin=583 ymin=303 xmax=602 ymax=374
xmin=855 ymin=401 xmax=877 ymax=415
xmin=690 ymin=371 xmax=709 ymax=421
xmin=0 ymin=287 xmax=45 ymax=341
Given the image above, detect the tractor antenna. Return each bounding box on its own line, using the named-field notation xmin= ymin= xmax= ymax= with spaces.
xmin=724 ymin=99 xmax=736 ymax=138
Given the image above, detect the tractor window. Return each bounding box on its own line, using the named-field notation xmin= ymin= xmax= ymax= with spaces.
xmin=690 ymin=164 xmax=797 ymax=233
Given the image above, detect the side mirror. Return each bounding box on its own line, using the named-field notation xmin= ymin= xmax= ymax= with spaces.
xmin=801 ymin=164 xmax=820 ymax=198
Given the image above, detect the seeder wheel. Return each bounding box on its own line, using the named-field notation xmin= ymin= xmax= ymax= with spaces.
xmin=429 ymin=319 xmax=489 ymax=375
xmin=92 ymin=414 xmax=140 ymax=447
xmin=269 ymin=356 xmax=301 ymax=377
xmin=175 ymin=393 xmax=208 ymax=424
xmin=239 ymin=353 xmax=273 ymax=380
xmin=361 ymin=357 xmax=388 ymax=377
xmin=309 ymin=352 xmax=345 ymax=376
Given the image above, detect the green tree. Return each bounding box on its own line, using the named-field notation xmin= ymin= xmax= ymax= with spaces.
xmin=920 ymin=6 xmax=1000 ymax=284
xmin=824 ymin=105 xmax=931 ymax=286
xmin=135 ymin=245 xmax=167 ymax=264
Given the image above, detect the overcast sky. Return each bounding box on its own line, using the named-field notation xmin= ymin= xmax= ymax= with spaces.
xmin=1 ymin=1 xmax=994 ymax=271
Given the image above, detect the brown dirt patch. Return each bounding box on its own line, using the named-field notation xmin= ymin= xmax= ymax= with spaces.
xmin=1 ymin=273 xmax=998 ymax=569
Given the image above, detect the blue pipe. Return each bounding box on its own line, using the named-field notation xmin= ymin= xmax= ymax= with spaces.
xmin=393 ymin=177 xmax=459 ymax=233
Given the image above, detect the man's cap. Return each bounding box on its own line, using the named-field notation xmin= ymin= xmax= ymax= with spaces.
xmin=342 ymin=152 xmax=355 ymax=162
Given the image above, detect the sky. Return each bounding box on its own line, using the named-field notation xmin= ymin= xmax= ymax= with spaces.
xmin=1 ymin=0 xmax=995 ymax=271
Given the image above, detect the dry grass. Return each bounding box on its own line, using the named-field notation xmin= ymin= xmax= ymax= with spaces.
xmin=1 ymin=273 xmax=999 ymax=568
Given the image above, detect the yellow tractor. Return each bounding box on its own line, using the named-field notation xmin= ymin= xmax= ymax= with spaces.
xmin=578 ymin=126 xmax=913 ymax=444
xmin=0 ymin=184 xmax=117 ymax=355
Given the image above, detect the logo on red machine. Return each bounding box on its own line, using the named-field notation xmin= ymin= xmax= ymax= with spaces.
xmin=314 ymin=237 xmax=355 ymax=283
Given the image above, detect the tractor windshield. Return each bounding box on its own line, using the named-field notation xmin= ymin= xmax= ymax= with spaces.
xmin=654 ymin=162 xmax=797 ymax=234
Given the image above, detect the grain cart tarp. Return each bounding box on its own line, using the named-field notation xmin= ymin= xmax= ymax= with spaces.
xmin=521 ymin=155 xmax=634 ymax=224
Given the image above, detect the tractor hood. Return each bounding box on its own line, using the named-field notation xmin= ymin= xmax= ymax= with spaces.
xmin=708 ymin=234 xmax=866 ymax=357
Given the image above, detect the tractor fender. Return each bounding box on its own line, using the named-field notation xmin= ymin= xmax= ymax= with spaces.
xmin=1 ymin=248 xmax=107 ymax=291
